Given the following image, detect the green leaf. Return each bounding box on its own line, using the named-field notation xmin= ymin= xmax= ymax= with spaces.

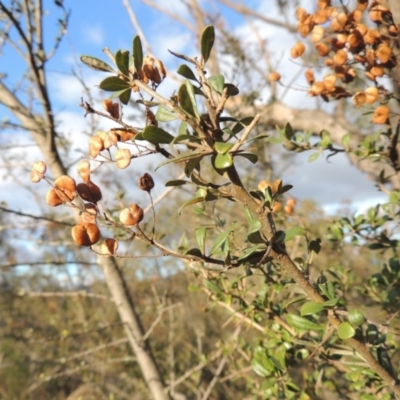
xmin=232 ymin=117 xmax=254 ymax=135
xmin=119 ymin=89 xmax=131 ymax=105
xmin=238 ymin=244 xmax=267 ymax=261
xmin=308 ymin=152 xmax=320 ymax=163
xmin=171 ymin=134 xmax=201 ymax=145
xmin=200 ymin=25 xmax=215 ymax=63
xmin=133 ymin=35 xmax=143 ymax=72
xmin=115 ymin=50 xmax=130 ymax=76
xmin=348 ymin=309 xmax=365 ymax=327
xmin=323 ymin=298 xmax=340 ymax=307
xmin=179 ymin=121 xmax=189 ymax=136
xmin=214 ymin=142 xmax=233 ymax=154
xmin=178 ymin=196 xmax=205 ymax=214
xmin=341 ymin=133 xmax=351 ymax=151
xmin=235 ymin=153 xmax=258 ymax=164
xmin=244 ymin=134 xmax=270 ymax=144
xmin=99 ymin=76 xmax=131 ymax=92
xmin=204 ymin=279 xmax=222 ymax=294
xmin=185 ymin=248 xmax=203 ymax=257
xmin=286 ymin=314 xmax=324 ymax=331
xmin=214 ymin=153 xmax=233 ymax=169
xmin=142 ymin=125 xmax=174 ymax=144
xmin=156 ymin=105 xmax=178 ymax=122
xmin=337 ymin=322 xmax=356 ymax=339
xmin=284 ymin=123 xmax=294 ymax=140
xmin=178 ymin=81 xmax=200 ymax=118
xmin=196 ymin=227 xmax=207 ymax=255
xmin=283 ymin=226 xmax=306 ymax=242
xmin=80 ymin=55 xmax=115 ymax=72
xmin=247 ymin=219 xmax=262 ymax=236
xmin=251 ymin=346 xmax=275 ymax=377
xmin=165 ymin=179 xmax=188 ymax=187
xmin=209 ymin=230 xmax=231 ymax=256
xmin=224 ymin=83 xmax=239 ymax=96
xmin=208 ymin=75 xmax=225 ymax=93
xmin=300 ymin=301 xmax=324 ymax=316
xmin=177 ymin=64 xmax=198 ymax=81
xmin=156 ymin=151 xmax=206 ymax=170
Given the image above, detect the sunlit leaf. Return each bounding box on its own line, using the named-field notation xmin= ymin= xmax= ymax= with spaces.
xmin=214 ymin=142 xmax=233 ymax=154
xmin=209 ymin=230 xmax=231 ymax=256
xmin=80 ymin=55 xmax=115 ymax=72
xmin=300 ymin=301 xmax=324 ymax=316
xmin=156 ymin=105 xmax=178 ymax=122
xmin=178 ymin=196 xmax=205 ymax=214
xmin=337 ymin=322 xmax=356 ymax=339
xmin=283 ymin=226 xmax=306 ymax=242
xmin=196 ymin=227 xmax=207 ymax=254
xmin=286 ymin=314 xmax=324 ymax=331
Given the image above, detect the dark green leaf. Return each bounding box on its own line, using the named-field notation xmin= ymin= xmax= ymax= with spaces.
xmin=238 ymin=244 xmax=267 ymax=261
xmin=171 ymin=134 xmax=201 ymax=145
xmin=284 ymin=227 xmax=306 ymax=242
xmin=235 ymin=153 xmax=258 ymax=164
xmin=177 ymin=64 xmax=198 ymax=81
xmin=209 ymin=230 xmax=231 ymax=256
xmin=214 ymin=153 xmax=233 ymax=169
xmin=168 ymin=49 xmax=196 ymax=64
xmin=232 ymin=117 xmax=254 ymax=135
xmin=115 ymin=50 xmax=130 ymax=76
xmin=214 ymin=142 xmax=233 ymax=154
xmin=156 ymin=151 xmax=207 ymax=170
xmin=300 ymin=301 xmax=324 ymax=316
xmin=178 ymin=81 xmax=199 ymax=118
xmin=200 ymin=25 xmax=215 ymax=63
xmin=133 ymin=35 xmax=143 ymax=72
xmin=80 ymin=55 xmax=115 ymax=73
xmin=337 ymin=322 xmax=356 ymax=339
xmin=185 ymin=248 xmax=203 ymax=257
xmin=284 ymin=123 xmax=294 ymax=140
xmin=119 ymin=89 xmax=131 ymax=105
xmin=244 ymin=134 xmax=270 ymax=144
xmin=142 ymin=125 xmax=174 ymax=145
xmin=224 ymin=83 xmax=239 ymax=96
xmin=99 ymin=76 xmax=130 ymax=91
xmin=165 ymin=179 xmax=188 ymax=187
xmin=156 ymin=105 xmax=178 ymax=122
xmin=178 ymin=196 xmax=205 ymax=214
xmin=286 ymin=314 xmax=324 ymax=331
xmin=208 ymin=75 xmax=225 ymax=93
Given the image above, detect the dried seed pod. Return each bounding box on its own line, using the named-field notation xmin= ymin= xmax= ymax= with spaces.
xmin=77 ymin=181 xmax=102 ymax=203
xmin=104 ymin=131 xmax=119 ymax=149
xmin=89 ymin=136 xmax=104 ymax=158
xmin=286 ymin=198 xmax=297 ymax=207
xmin=155 ymin=59 xmax=166 ymax=80
xmin=102 ymin=99 xmax=113 ymax=113
xmin=323 ymin=74 xmax=337 ymax=92
xmin=111 ymin=102 xmax=120 ymax=119
xmin=333 ymin=49 xmax=347 ymax=66
xmin=146 ymin=109 xmax=158 ymax=126
xmin=284 ymin=204 xmax=294 ymax=215
xmin=30 ymin=161 xmax=47 ymax=183
xmin=376 ymin=44 xmax=392 ymax=63
xmin=310 ymin=26 xmax=324 ymax=43
xmin=112 ymin=128 xmax=136 ymax=142
xmin=309 ymin=82 xmax=325 ymax=96
xmin=139 ymin=173 xmax=155 ymax=192
xmin=78 ymin=160 xmax=91 ymax=183
xmin=372 ymin=105 xmax=390 ymax=124
xmin=272 ymin=202 xmax=281 ymax=213
xmin=315 ymin=42 xmax=330 ymax=56
xmin=290 ymin=42 xmax=306 ymax=58
xmin=46 ymin=188 xmax=63 ymax=207
xmin=304 ymin=69 xmax=315 ymax=85
xmin=119 ymin=203 xmax=144 ymax=226
xmin=71 ymin=223 xmax=100 ymax=246
xmin=142 ymin=56 xmax=155 ymax=82
xmin=269 ymin=71 xmax=281 ymax=82
xmin=54 ymin=175 xmax=76 ymax=202
xmin=352 ymin=92 xmax=366 ymax=107
xmin=101 ymin=238 xmax=118 ymax=256
xmin=365 ymin=87 xmax=379 ymax=104
xmin=78 ymin=203 xmax=98 ymax=224
xmin=257 ymin=180 xmax=270 ymax=191
xmin=151 ymin=67 xmax=162 ymax=84
xmin=115 ymin=149 xmax=132 ymax=169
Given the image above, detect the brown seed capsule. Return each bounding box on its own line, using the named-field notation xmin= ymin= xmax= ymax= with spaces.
xmin=111 ymin=102 xmax=120 ymax=119
xmin=103 ymin=131 xmax=119 ymax=149
xmin=30 ymin=161 xmax=47 ymax=183
xmin=101 ymin=238 xmax=118 ymax=256
xmin=372 ymin=105 xmax=390 ymax=125
xmin=352 ymin=92 xmax=366 ymax=107
xmin=119 ymin=203 xmax=144 ymax=226
xmin=89 ymin=136 xmax=104 ymax=158
xmin=290 ymin=42 xmax=306 ymax=58
xmin=155 ymin=59 xmax=166 ymax=80
xmin=78 ymin=160 xmax=91 ymax=183
xmin=376 ymin=44 xmax=392 ymax=63
xmin=77 ymin=181 xmax=102 ymax=203
xmin=46 ymin=188 xmax=63 ymax=207
xmin=315 ymin=42 xmax=330 ymax=57
xmin=365 ymin=87 xmax=379 ymax=104
xmin=102 ymin=99 xmax=113 ymax=113
xmin=269 ymin=71 xmax=281 ymax=82
xmin=54 ymin=175 xmax=76 ymax=202
xmin=71 ymin=223 xmax=100 ymax=246
xmin=272 ymin=202 xmax=281 ymax=213
xmin=139 ymin=173 xmax=155 ymax=192
xmin=286 ymin=198 xmax=297 ymax=207
xmin=115 ymin=149 xmax=132 ymax=169
xmin=78 ymin=203 xmax=98 ymax=224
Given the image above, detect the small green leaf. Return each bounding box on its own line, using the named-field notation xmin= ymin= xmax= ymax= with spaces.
xmin=208 ymin=75 xmax=225 ymax=93
xmin=209 ymin=230 xmax=231 ymax=256
xmin=99 ymin=76 xmax=131 ymax=91
xmin=179 ymin=121 xmax=189 ymax=136
xmin=300 ymin=301 xmax=324 ymax=316
xmin=165 ymin=179 xmax=188 ymax=187
xmin=80 ymin=55 xmax=115 ymax=73
xmin=284 ymin=123 xmax=294 ymax=140
xmin=214 ymin=142 xmax=233 ymax=154
xmin=337 ymin=322 xmax=356 ymax=339
xmin=178 ymin=196 xmax=205 ymax=214
xmin=348 ymin=309 xmax=365 ymax=327
xmin=214 ymin=153 xmax=233 ymax=169
xmin=115 ymin=50 xmax=130 ymax=76
xmin=232 ymin=117 xmax=254 ymax=135
xmin=119 ymin=89 xmax=131 ymax=105
xmin=238 ymin=244 xmax=267 ymax=261
xmin=286 ymin=314 xmax=324 ymax=331
xmin=142 ymin=125 xmax=174 ymax=144
xmin=133 ymin=35 xmax=143 ymax=72
xmin=204 ymin=279 xmax=222 ymax=294
xmin=177 ymin=64 xmax=198 ymax=81
xmin=283 ymin=227 xmax=306 ymax=242
xmin=323 ymin=298 xmax=340 ymax=307
xmin=200 ymin=25 xmax=215 ymax=63
xmin=156 ymin=105 xmax=178 ymax=122
xmin=178 ymin=81 xmax=200 ymax=118
xmin=235 ymin=153 xmax=258 ymax=164
xmin=156 ymin=151 xmax=207 ymax=171
xmin=196 ymin=227 xmax=207 ymax=254
xmin=341 ymin=133 xmax=351 ymax=151
xmin=224 ymin=83 xmax=239 ymax=96
xmin=308 ymin=152 xmax=320 ymax=163
xmin=247 ymin=219 xmax=262 ymax=236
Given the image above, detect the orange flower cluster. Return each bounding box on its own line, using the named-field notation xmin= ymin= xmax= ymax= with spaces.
xmin=293 ymin=0 xmax=398 ymax=124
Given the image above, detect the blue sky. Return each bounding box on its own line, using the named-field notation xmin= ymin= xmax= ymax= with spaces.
xmin=0 ymin=0 xmax=387 ymax=216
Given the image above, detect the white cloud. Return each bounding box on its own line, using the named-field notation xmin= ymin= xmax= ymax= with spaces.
xmin=82 ymin=25 xmax=105 ymax=46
